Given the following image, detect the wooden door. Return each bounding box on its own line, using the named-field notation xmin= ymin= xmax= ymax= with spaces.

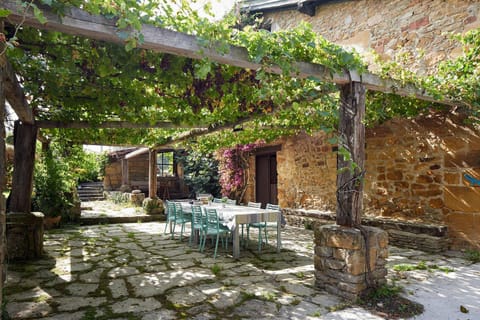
xmin=255 ymin=153 xmax=278 ymax=207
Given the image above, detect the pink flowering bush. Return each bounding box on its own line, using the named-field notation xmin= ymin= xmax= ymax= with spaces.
xmin=218 ymin=142 xmax=264 ymax=202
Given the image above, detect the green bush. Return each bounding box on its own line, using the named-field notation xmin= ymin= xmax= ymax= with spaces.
xmin=32 ymin=149 xmax=75 ymax=218
xmin=177 ymin=150 xmax=221 ymax=198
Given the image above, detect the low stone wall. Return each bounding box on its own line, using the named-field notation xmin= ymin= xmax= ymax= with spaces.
xmin=6 ymin=212 xmax=44 ymax=260
xmin=283 ymin=208 xmax=449 ymax=252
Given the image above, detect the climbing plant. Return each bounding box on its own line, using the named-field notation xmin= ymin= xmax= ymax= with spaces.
xmin=0 ymin=0 xmax=478 ymax=152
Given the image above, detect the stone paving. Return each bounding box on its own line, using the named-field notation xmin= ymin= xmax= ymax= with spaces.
xmin=4 ymin=221 xmax=479 ymax=319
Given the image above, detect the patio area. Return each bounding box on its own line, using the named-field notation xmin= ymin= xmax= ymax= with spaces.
xmin=5 ymin=218 xmax=480 ymax=319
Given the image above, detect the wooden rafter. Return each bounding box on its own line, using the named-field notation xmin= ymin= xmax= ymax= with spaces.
xmin=0 ymin=57 xmax=34 ymax=124
xmin=3 ymin=0 xmax=459 ymax=107
xmin=36 ymin=120 xmax=208 ymax=129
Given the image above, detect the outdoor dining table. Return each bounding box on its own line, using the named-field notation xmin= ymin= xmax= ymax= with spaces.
xmin=181 ymin=202 xmax=282 ymax=259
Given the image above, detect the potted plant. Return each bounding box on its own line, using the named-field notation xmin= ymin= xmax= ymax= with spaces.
xmin=142 ymin=197 xmax=164 ymax=214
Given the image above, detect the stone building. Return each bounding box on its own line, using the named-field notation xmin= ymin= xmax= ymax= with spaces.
xmin=104 ymin=148 xmax=189 ymax=199
xmin=240 ymin=0 xmax=480 ymax=249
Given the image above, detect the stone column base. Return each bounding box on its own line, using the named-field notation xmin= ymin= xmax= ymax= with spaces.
xmin=6 ymin=212 xmax=44 ymax=260
xmin=314 ymin=224 xmax=388 ymax=300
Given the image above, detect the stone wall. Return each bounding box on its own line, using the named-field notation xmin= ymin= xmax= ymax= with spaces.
xmin=249 ymin=111 xmax=479 ymax=249
xmin=276 ymin=132 xmax=337 ymax=210
xmin=104 ymin=161 xmax=122 ymax=190
xmin=263 ymin=0 xmax=480 ymax=75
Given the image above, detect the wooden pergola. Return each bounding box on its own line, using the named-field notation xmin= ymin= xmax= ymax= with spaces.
xmin=0 ymin=1 xmax=457 ymax=226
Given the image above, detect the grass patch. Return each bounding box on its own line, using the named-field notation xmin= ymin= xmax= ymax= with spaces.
xmin=210 ymin=264 xmax=223 ymax=276
xmin=127 ymin=232 xmax=135 ymax=239
xmin=465 ymin=249 xmax=480 ymax=263
xmin=357 ymin=284 xmax=424 ymax=319
xmin=393 ymin=261 xmax=454 ymax=273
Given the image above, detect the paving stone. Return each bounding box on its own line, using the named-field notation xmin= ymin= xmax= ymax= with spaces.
xmin=111 ymin=297 xmax=162 ymax=314
xmin=108 ymin=266 xmax=140 ymax=278
xmin=143 ymin=263 xmax=169 ymax=273
xmin=168 ymin=259 xmax=197 ymax=269
xmin=116 ymin=242 xmax=143 ymax=251
xmin=209 ymin=289 xmax=242 ymax=309
xmin=79 ymin=268 xmax=105 ymax=283
xmin=112 ymin=254 xmax=133 ymax=264
xmin=41 ymin=311 xmax=86 ymax=320
xmin=128 ymin=268 xmax=214 ymax=297
xmin=196 ymin=283 xmax=224 ymax=295
xmin=6 ymin=301 xmax=52 ymax=319
xmin=167 ymin=287 xmax=207 ymax=306
xmin=310 ymin=292 xmax=342 ymax=308
xmin=109 ymin=279 xmax=129 ymax=299
xmin=55 ymin=296 xmax=107 ymax=312
xmin=321 ymin=307 xmax=385 ymax=319
xmin=65 ymin=283 xmax=98 ymax=296
xmin=279 ymin=282 xmax=316 ymax=297
xmin=71 ymin=262 xmax=93 ymax=272
xmin=141 ymin=310 xmax=177 ymax=320
xmin=7 ymin=286 xmax=61 ymax=302
xmin=223 ymin=274 xmax=272 ymax=286
xmin=232 ymin=299 xmax=279 ymax=318
xmin=278 ymin=300 xmax=324 ymax=319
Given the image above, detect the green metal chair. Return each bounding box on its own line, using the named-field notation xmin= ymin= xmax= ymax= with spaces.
xmin=163 ymin=201 xmax=176 ymax=235
xmin=171 ymin=202 xmax=190 ymax=241
xmin=189 ymin=205 xmax=205 ymax=247
xmin=213 ymin=198 xmax=222 ymax=203
xmin=200 ymin=208 xmax=230 ymax=258
xmin=246 ymin=202 xmax=280 ymax=252
xmin=226 ymin=198 xmax=237 ymax=205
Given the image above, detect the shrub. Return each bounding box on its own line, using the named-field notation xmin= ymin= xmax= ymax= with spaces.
xmin=32 ymin=149 xmax=75 ymax=218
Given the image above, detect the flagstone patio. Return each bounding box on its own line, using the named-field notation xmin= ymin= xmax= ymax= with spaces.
xmin=4 ymin=220 xmax=480 ymax=319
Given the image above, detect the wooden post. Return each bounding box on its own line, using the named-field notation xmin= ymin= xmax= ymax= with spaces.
xmin=9 ymin=121 xmax=37 ymax=213
xmin=148 ymin=149 xmax=158 ymax=198
xmin=0 ymin=35 xmax=7 ymax=310
xmin=336 ymin=82 xmax=366 ymax=227
xmin=121 ymin=158 xmax=129 ymax=186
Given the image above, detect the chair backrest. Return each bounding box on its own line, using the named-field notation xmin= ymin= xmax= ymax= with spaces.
xmin=213 ymin=198 xmax=222 ymax=203
xmin=266 ymin=203 xmax=280 ymax=211
xmin=174 ymin=202 xmax=184 ymax=218
xmin=226 ymin=198 xmax=236 ymax=205
xmin=206 ymin=208 xmax=219 ymax=227
xmin=247 ymin=201 xmax=262 ymax=209
xmin=167 ymin=201 xmax=176 ymax=217
xmin=197 ymin=193 xmax=212 ymax=199
xmin=191 ymin=205 xmax=203 ymax=225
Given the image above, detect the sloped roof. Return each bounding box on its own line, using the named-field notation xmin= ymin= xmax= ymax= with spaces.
xmin=241 ymin=0 xmax=338 ymax=15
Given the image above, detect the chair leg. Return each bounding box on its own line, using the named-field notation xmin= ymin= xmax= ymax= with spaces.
xmin=264 ymin=225 xmax=268 ymax=245
xmin=213 ymin=234 xmax=220 ymax=259
xmin=163 ymin=219 xmax=169 ymax=234
xmin=171 ymin=223 xmax=176 ymax=239
xmin=180 ymin=223 xmax=185 ymax=241
xmin=258 ymin=228 xmax=262 ymax=252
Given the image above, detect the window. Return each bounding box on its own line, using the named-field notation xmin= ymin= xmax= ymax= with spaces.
xmin=157 ymin=151 xmax=174 ymax=177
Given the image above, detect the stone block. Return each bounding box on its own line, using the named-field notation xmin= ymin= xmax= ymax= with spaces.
xmin=313 ymin=255 xmax=325 ymax=271
xmin=324 ymin=258 xmax=345 ymax=270
xmin=315 ymin=245 xmax=332 ymax=257
xmin=332 ymin=248 xmax=347 ymax=260
xmin=322 ymin=225 xmax=363 ymax=250
xmin=345 ymin=251 xmax=366 ymax=275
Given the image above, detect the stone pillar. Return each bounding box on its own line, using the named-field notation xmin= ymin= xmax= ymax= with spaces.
xmin=314 ymin=224 xmax=388 ymax=300
xmin=6 ymin=212 xmax=44 ymax=260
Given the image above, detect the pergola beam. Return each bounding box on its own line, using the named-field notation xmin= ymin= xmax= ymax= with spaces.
xmin=0 ymin=57 xmax=34 ymax=124
xmin=36 ymin=120 xmax=208 ymax=129
xmin=3 ymin=0 xmax=458 ymax=107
